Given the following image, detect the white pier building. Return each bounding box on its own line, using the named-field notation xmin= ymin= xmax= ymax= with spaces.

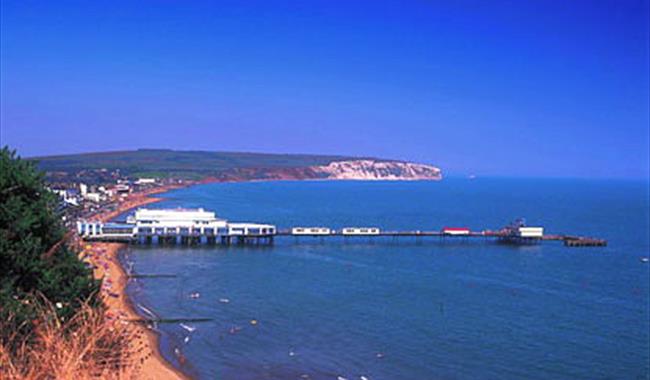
xmin=77 ymin=208 xmax=276 ymax=244
xmin=127 ymin=208 xmax=229 ymax=236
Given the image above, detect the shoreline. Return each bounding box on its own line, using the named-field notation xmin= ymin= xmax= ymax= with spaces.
xmin=81 ymin=183 xmax=191 ymax=379
xmin=81 ymin=177 xmax=443 ymax=378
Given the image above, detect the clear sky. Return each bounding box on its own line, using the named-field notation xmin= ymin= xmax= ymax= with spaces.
xmin=1 ymin=0 xmax=648 ymax=178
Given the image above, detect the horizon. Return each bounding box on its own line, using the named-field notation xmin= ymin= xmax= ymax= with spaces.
xmin=1 ymin=1 xmax=649 ymax=179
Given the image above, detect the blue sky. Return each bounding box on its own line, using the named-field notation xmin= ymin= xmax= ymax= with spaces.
xmin=1 ymin=0 xmax=648 ymax=178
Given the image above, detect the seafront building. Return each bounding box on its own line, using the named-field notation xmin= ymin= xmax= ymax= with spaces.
xmin=77 ymin=208 xmax=277 ymax=243
xmin=126 ymin=208 xmax=228 ymax=233
xmin=135 ymin=178 xmax=157 ymax=185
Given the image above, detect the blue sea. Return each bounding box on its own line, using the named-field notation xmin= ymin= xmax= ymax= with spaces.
xmin=121 ymin=178 xmax=650 ymax=380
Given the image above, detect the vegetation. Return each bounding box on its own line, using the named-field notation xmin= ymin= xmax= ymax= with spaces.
xmin=1 ymin=297 xmax=136 ymax=379
xmin=30 ymin=148 xmax=376 ymax=182
xmin=0 ymin=147 xmax=99 ymax=349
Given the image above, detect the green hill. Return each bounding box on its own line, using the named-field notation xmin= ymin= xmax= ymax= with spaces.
xmin=30 ymin=149 xmax=375 ymax=183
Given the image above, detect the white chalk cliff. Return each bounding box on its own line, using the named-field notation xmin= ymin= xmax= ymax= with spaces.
xmin=312 ymin=160 xmax=442 ymax=180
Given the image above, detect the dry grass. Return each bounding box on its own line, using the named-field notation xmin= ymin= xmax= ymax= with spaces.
xmin=0 ymin=297 xmax=139 ymax=380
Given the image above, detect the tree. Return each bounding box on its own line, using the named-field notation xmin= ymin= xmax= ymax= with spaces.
xmin=0 ymin=147 xmax=99 ymax=344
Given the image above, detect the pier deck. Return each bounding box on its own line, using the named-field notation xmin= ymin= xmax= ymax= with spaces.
xmin=277 ymin=230 xmax=606 ymax=247
xmin=77 ymin=210 xmax=607 ymax=248
xmin=81 ymin=227 xmax=606 ymax=248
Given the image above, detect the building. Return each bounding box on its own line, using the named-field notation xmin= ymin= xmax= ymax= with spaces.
xmin=52 ymin=188 xmax=79 ymax=206
xmin=497 ymin=219 xmax=544 ymax=245
xmin=83 ymin=192 xmax=103 ymax=203
xmin=115 ymin=184 xmax=130 ymax=194
xmin=77 ymin=208 xmax=276 ymax=241
xmin=291 ymin=227 xmax=331 ymax=235
xmin=342 ymin=227 xmax=380 ymax=235
xmin=135 ymin=178 xmax=156 ymax=185
xmin=99 ymin=186 xmax=115 ymax=197
xmin=129 ymin=208 xmax=229 ymax=235
xmin=442 ymin=227 xmax=470 ymax=235
xmin=517 ymin=227 xmax=544 ymax=238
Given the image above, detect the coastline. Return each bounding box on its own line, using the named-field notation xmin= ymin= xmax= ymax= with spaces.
xmin=81 ymin=184 xmax=190 ymax=379
xmin=80 ymin=177 xmax=443 ymax=379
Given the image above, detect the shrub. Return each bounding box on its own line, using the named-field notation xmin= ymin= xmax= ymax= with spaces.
xmin=0 ymin=146 xmax=99 ymax=349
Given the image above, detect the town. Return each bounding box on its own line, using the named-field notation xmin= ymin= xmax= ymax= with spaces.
xmin=47 ymin=168 xmax=191 ymax=229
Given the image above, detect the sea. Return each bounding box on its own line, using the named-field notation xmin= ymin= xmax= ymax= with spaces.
xmin=120 ymin=178 xmax=650 ymax=380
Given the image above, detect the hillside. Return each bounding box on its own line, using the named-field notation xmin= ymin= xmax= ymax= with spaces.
xmin=30 ymin=149 xmax=442 ymax=183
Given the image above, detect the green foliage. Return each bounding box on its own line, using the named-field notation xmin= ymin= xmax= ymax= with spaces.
xmin=0 ymin=147 xmax=99 ymax=345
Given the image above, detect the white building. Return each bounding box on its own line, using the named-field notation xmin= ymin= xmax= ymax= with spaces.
xmin=128 ymin=208 xmax=275 ymax=236
xmin=227 ymin=222 xmax=277 ymax=236
xmin=83 ymin=192 xmax=103 ymax=203
xmin=135 ymin=178 xmax=157 ymax=185
xmin=131 ymin=208 xmax=224 ymax=225
xmin=52 ymin=189 xmax=79 ymax=206
xmin=517 ymin=227 xmax=544 ymax=238
xmin=77 ymin=208 xmax=276 ymax=240
xmin=442 ymin=227 xmax=470 ymax=236
xmin=77 ymin=221 xmax=134 ymax=237
xmin=128 ymin=208 xmax=226 ymax=235
xmin=342 ymin=227 xmax=380 ymax=235
xmin=291 ymin=227 xmax=331 ymax=235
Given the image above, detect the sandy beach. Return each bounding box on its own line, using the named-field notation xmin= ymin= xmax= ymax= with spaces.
xmin=80 ymin=185 xmax=189 ymax=379
xmin=95 ymin=185 xmax=182 ymax=222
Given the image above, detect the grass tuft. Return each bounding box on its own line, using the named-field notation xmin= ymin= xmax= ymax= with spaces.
xmin=1 ymin=295 xmax=138 ymax=380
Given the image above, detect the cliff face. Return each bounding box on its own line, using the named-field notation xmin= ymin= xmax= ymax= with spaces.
xmin=217 ymin=159 xmax=442 ymax=182
xmin=311 ymin=160 xmax=442 ymax=181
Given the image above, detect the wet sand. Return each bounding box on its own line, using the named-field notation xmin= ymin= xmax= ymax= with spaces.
xmin=82 ymin=185 xmax=189 ymax=379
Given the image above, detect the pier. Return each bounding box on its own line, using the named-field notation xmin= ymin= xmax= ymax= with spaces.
xmin=277 ymin=230 xmax=607 ymax=247
xmin=562 ymin=237 xmax=608 ymax=247
xmin=77 ymin=208 xmax=607 ymax=248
